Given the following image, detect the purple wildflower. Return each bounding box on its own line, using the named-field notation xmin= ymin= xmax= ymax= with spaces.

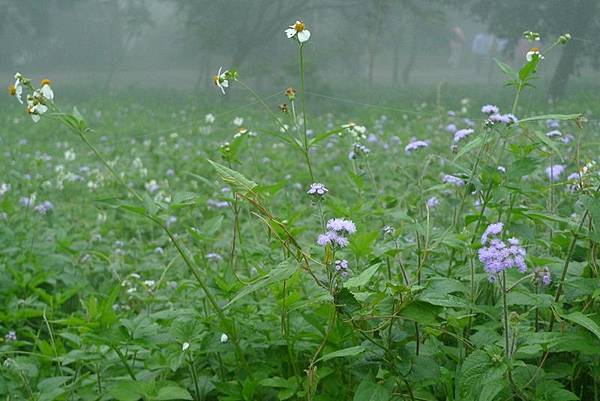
xmin=326 ymin=218 xmax=356 ymax=235
xmin=500 ymin=114 xmax=518 ymax=125
xmin=481 ymin=222 xmax=503 ymax=244
xmin=442 ymin=174 xmax=464 ymax=186
xmin=335 ymin=259 xmax=350 ymax=277
xmin=426 ymin=196 xmax=439 ymax=209
xmin=34 ymin=200 xmax=54 ymax=215
xmin=4 ymin=331 xmax=16 ymax=342
xmin=405 ymin=139 xmax=429 ymax=153
xmin=481 ymin=104 xmax=500 ymax=115
xmin=545 ymin=165 xmax=565 ymax=181
xmin=307 ymin=183 xmax=328 ymax=197
xmin=534 ymin=266 xmax=552 ymax=286
xmin=453 ymin=128 xmax=474 ymax=143
xmin=478 ymin=225 xmax=527 ymax=280
xmin=446 ymin=123 xmax=457 ymax=133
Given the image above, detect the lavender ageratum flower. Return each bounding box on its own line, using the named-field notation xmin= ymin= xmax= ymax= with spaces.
xmin=318 ymin=218 xmax=356 ymax=248
xmin=478 ymin=228 xmax=527 ymax=279
xmin=34 ymin=200 xmax=54 ymax=215
xmin=207 ymin=199 xmax=230 ymax=208
xmin=442 ymin=174 xmax=464 ymax=186
xmin=335 ymin=259 xmax=350 ymax=277
xmin=426 ymin=196 xmax=439 ymax=208
xmin=567 ymin=172 xmax=581 ymax=181
xmin=446 ymin=123 xmax=457 ymax=133
xmin=488 ymin=113 xmax=503 ymax=124
xmin=546 ymin=119 xmax=560 ymax=129
xmin=19 ymin=195 xmax=35 ymax=208
xmin=4 ymin=331 xmax=16 ymax=342
xmin=481 ymin=222 xmax=504 ymax=244
xmin=545 ymin=165 xmax=565 ymax=181
xmin=349 ymin=143 xmax=370 ymax=160
xmin=405 ymin=139 xmax=429 ymax=153
xmin=481 ymin=104 xmax=500 ymax=115
xmin=534 ymin=266 xmax=552 ymax=286
xmin=546 ymin=130 xmax=562 ymax=138
xmin=561 ymin=134 xmax=574 ymax=144
xmin=500 ymin=114 xmax=518 ymax=125
xmin=453 ymin=128 xmax=474 ymax=143
xmin=307 ymin=183 xmax=328 ymax=197
xmin=326 ymin=218 xmax=356 ymax=235
xmin=463 ymin=118 xmax=475 ymax=127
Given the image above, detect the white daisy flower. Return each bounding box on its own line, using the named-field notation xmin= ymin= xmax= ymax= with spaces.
xmin=233 ymin=116 xmax=244 ymax=126
xmin=40 ymin=79 xmax=54 ymax=100
xmin=213 ymin=67 xmax=229 ymax=94
xmin=285 ymin=20 xmax=311 ymax=43
xmin=26 ymin=92 xmax=48 ymax=123
xmin=525 ymin=47 xmax=544 ymax=62
xmin=12 ymin=73 xmax=24 ymax=104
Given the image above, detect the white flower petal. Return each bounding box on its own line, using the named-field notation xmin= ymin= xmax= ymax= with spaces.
xmin=297 ymin=30 xmax=311 ymax=43
xmin=31 ymin=114 xmax=40 ymax=123
xmin=41 ymin=85 xmax=54 ymax=100
xmin=221 ymin=80 xmax=229 ymax=88
xmin=285 ymin=28 xmax=296 ymax=38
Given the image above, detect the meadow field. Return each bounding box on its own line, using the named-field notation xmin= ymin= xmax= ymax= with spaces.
xmin=1 ymin=21 xmax=600 ymax=401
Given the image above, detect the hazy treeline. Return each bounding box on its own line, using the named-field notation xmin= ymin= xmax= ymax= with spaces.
xmin=1 ymin=0 xmax=598 ymax=96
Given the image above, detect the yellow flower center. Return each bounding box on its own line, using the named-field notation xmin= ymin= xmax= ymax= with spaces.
xmin=213 ymin=75 xmax=220 ymax=85
xmin=9 ymin=84 xmax=16 ymax=96
xmin=41 ymin=79 xmax=52 ymax=86
xmin=530 ymin=47 xmax=540 ymax=53
xmin=294 ymin=21 xmax=305 ymax=32
xmin=27 ymin=106 xmax=34 ymax=114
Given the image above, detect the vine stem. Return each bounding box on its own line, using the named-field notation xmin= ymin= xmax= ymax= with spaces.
xmin=298 ymin=43 xmax=315 ymax=182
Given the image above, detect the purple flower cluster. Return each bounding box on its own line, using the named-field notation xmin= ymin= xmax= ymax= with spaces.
xmin=482 ymin=104 xmax=518 ymax=127
xmin=478 ymin=223 xmax=527 ymax=281
xmin=307 ymin=183 xmax=328 ymax=197
xmin=34 ymin=200 xmax=54 ymax=215
xmin=405 ymin=139 xmax=429 ymax=153
xmin=545 ymin=165 xmax=565 ymax=181
xmin=534 ymin=266 xmax=552 ymax=286
xmin=317 ymin=218 xmax=356 ymax=248
xmin=453 ymin=128 xmax=474 ymax=143
xmin=442 ymin=174 xmax=464 ymax=186
xmin=335 ymin=259 xmax=350 ymax=278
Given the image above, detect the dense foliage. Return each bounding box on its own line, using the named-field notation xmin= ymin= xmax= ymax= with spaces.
xmin=1 ymin=22 xmax=600 ymax=401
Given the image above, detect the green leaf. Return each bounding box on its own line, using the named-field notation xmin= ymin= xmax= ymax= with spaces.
xmin=334 ymin=287 xmax=361 ymax=315
xmin=109 ymin=381 xmax=146 ymax=401
xmin=558 ymin=311 xmax=600 ymax=342
xmin=154 ymin=386 xmax=193 ymax=400
xmin=453 ymin=135 xmax=485 ymax=161
xmin=310 ymin=126 xmax=345 ymax=146
xmin=517 ymin=113 xmax=582 ymax=124
xmin=208 ymin=159 xmax=257 ymax=194
xmin=494 ymin=58 xmax=518 ymax=81
xmin=344 ymin=263 xmax=381 ymax=289
xmin=318 ymin=345 xmax=366 ymax=362
xmin=352 ymin=377 xmax=391 ymax=401
xmin=223 ymin=262 xmax=298 ymax=309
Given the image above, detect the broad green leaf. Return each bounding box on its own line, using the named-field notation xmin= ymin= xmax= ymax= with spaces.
xmin=223 ymin=262 xmax=298 ymax=309
xmin=109 ymin=381 xmax=146 ymax=401
xmin=154 ymin=386 xmax=193 ymax=400
xmin=559 ymin=311 xmax=600 ymax=342
xmin=344 ymin=263 xmax=381 ymax=289
xmin=352 ymin=377 xmax=391 ymax=401
xmin=532 ymin=130 xmax=564 ymax=161
xmin=318 ymin=345 xmax=365 ymax=362
xmin=208 ymin=159 xmax=257 ymax=194
xmin=494 ymin=58 xmax=518 ymax=81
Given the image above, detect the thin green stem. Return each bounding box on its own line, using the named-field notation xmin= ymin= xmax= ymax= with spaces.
xmin=298 ymin=44 xmax=315 ymax=181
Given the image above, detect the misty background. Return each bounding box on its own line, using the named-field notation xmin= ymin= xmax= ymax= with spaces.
xmin=1 ymin=0 xmax=599 ymax=104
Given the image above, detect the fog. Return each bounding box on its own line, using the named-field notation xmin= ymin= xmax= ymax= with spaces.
xmin=1 ymin=0 xmax=599 ymax=99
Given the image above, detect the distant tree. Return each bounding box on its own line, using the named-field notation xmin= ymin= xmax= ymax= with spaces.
xmin=470 ymin=0 xmax=600 ymax=99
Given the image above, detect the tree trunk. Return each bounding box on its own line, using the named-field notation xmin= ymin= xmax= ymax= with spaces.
xmin=548 ymin=0 xmax=597 ymax=99
xmin=402 ymin=17 xmax=418 ymax=85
